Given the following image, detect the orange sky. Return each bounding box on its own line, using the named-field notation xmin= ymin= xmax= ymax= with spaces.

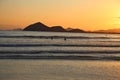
xmin=0 ymin=0 xmax=120 ymax=30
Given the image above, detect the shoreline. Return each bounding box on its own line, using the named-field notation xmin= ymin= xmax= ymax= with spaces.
xmin=0 ymin=55 xmax=120 ymax=61
xmin=1 ymin=30 xmax=120 ymax=34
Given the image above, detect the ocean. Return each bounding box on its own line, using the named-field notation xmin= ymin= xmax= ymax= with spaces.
xmin=0 ymin=31 xmax=120 ymax=80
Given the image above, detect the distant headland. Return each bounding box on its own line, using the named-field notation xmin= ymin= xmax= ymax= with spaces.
xmin=23 ymin=22 xmax=120 ymax=34
xmin=23 ymin=22 xmax=85 ymax=33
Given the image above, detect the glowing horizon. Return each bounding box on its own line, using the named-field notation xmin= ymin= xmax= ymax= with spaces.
xmin=0 ymin=0 xmax=120 ymax=30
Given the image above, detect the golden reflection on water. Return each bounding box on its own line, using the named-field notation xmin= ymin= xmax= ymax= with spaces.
xmin=0 ymin=60 xmax=120 ymax=80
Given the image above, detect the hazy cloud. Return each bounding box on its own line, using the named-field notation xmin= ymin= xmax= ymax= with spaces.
xmin=0 ymin=24 xmax=19 ymax=30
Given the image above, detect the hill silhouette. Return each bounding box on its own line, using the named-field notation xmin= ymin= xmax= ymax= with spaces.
xmin=23 ymin=22 xmax=85 ymax=33
xmin=67 ymin=28 xmax=84 ymax=33
xmin=24 ymin=22 xmax=50 ymax=31
xmin=50 ymin=26 xmax=66 ymax=32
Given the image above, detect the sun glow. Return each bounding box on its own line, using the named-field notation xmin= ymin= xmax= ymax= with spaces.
xmin=0 ymin=0 xmax=120 ymax=30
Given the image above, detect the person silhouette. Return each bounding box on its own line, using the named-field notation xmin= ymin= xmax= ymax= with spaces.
xmin=64 ymin=37 xmax=67 ymax=41
xmin=51 ymin=37 xmax=53 ymax=40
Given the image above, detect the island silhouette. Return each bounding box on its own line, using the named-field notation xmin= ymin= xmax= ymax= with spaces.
xmin=23 ymin=22 xmax=85 ymax=33
xmin=23 ymin=22 xmax=120 ymax=34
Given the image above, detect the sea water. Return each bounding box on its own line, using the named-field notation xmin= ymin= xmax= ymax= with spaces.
xmin=0 ymin=60 xmax=120 ymax=80
xmin=0 ymin=31 xmax=120 ymax=80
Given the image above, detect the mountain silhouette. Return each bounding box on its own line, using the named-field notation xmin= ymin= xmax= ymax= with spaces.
xmin=24 ymin=22 xmax=50 ymax=31
xmin=23 ymin=22 xmax=85 ymax=33
xmin=68 ymin=28 xmax=84 ymax=33
xmin=50 ymin=26 xmax=66 ymax=32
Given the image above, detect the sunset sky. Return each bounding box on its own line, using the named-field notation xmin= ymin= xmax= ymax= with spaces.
xmin=0 ymin=0 xmax=120 ymax=30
